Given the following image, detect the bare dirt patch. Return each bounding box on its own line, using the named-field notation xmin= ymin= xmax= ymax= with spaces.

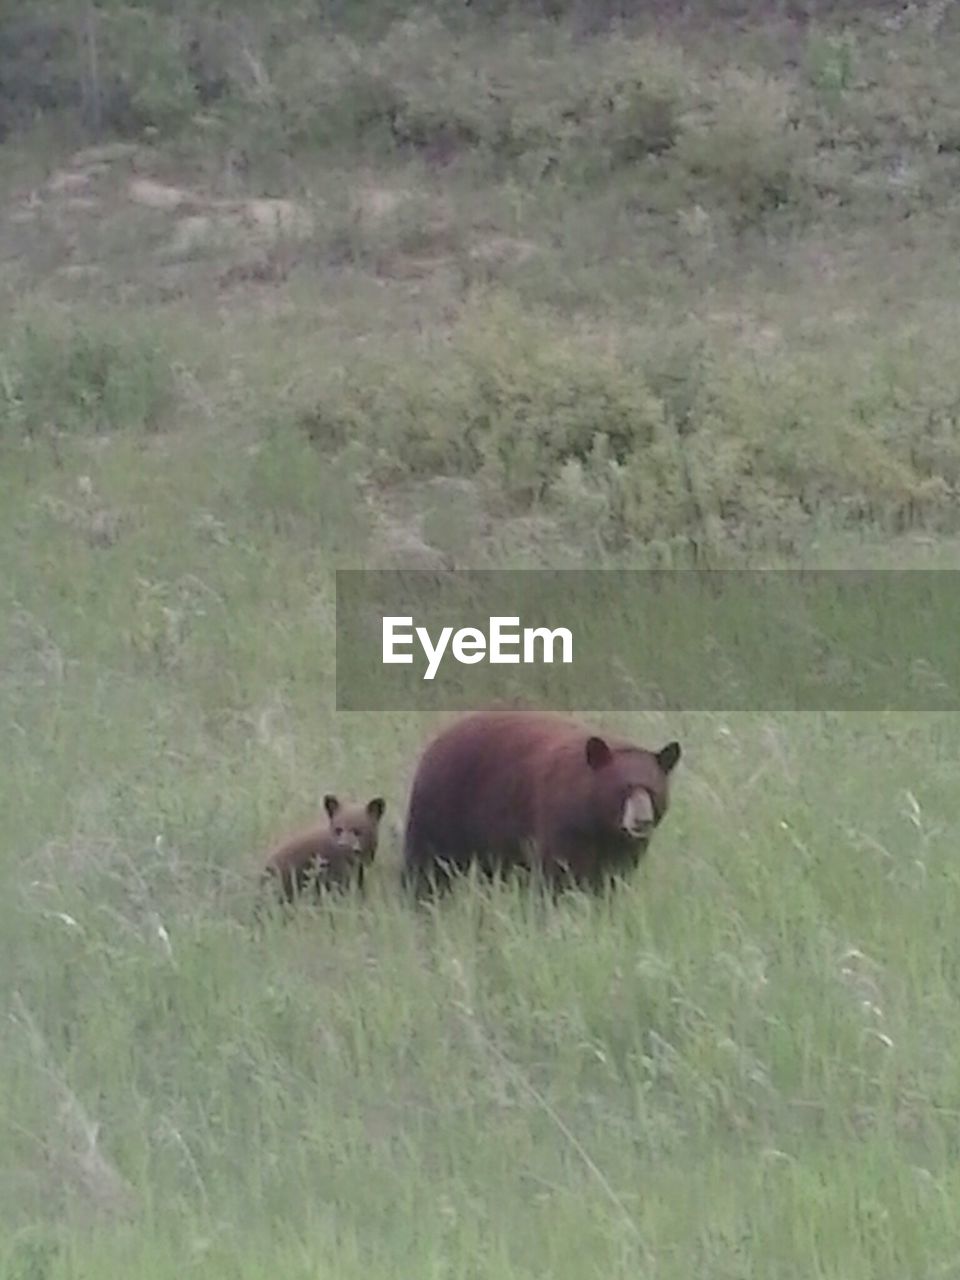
xmin=353 ymin=184 xmax=414 ymax=224
xmin=46 ymin=170 xmax=95 ymax=196
xmin=128 ymin=177 xmax=199 ymax=212
xmin=7 ymin=144 xmax=317 ymax=271
xmin=468 ymin=235 xmax=540 ymax=268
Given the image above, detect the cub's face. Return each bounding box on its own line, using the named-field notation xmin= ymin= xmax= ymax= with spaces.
xmin=584 ymin=735 xmax=682 ymax=848
xmin=324 ymin=794 xmax=386 ymax=862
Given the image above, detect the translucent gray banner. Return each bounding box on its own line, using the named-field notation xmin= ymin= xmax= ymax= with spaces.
xmin=334 ymin=569 xmax=960 ymax=711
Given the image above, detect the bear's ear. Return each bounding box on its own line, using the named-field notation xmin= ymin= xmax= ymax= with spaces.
xmin=366 ymin=797 xmax=386 ymax=821
xmin=323 ymin=794 xmax=340 ymax=818
xmin=585 ymin=736 xmax=613 ymax=770
xmin=656 ymin=742 xmax=681 ymax=774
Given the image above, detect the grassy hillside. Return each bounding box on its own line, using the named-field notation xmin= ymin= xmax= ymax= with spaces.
xmin=3 ymin=2 xmax=960 ymax=1276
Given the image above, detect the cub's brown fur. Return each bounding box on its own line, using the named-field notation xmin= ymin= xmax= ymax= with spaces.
xmin=261 ymin=794 xmax=385 ymax=903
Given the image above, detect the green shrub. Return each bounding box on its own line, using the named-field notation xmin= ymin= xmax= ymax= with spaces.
xmin=0 ymin=13 xmax=81 ymax=135
xmin=804 ymin=30 xmax=858 ymax=96
xmin=296 ymin=300 xmax=710 ymax=544
xmin=267 ymin=18 xmax=691 ymax=179
xmin=379 ymin=14 xmax=503 ymax=152
xmin=590 ymin=38 xmax=687 ymax=165
xmin=100 ymin=6 xmax=200 ymax=135
xmin=0 ymin=8 xmax=830 ymax=233
xmin=270 ymin=34 xmax=401 ymax=151
xmin=677 ymin=69 xmax=813 ymax=227
xmin=0 ymin=4 xmax=203 ymax=139
xmin=454 ymin=304 xmax=666 ymax=502
xmin=0 ymin=316 xmax=174 ymax=436
xmin=300 ymin=349 xmax=477 ymax=478
xmin=295 ymin=297 xmax=960 ymax=554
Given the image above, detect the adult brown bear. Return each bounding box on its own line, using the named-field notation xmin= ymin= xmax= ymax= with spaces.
xmin=402 ymin=710 xmax=681 ymax=896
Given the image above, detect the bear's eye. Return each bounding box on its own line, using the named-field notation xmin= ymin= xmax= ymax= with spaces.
xmin=334 ymin=826 xmax=344 ymax=836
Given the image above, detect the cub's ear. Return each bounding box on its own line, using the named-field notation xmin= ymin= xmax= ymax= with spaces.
xmin=323 ymin=794 xmax=340 ymax=818
xmin=656 ymin=742 xmax=681 ymax=774
xmin=585 ymin=736 xmax=613 ymax=770
xmin=366 ymin=797 xmax=386 ymax=821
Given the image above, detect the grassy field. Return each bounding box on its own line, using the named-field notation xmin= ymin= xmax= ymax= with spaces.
xmin=4 ymin=2 xmax=960 ymax=1276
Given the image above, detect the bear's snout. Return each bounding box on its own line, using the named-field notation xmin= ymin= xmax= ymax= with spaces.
xmin=621 ymin=791 xmax=655 ymax=840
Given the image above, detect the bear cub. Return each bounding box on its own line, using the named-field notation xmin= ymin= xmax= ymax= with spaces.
xmin=262 ymin=794 xmax=385 ymax=903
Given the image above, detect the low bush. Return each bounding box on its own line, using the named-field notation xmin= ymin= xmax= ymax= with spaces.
xmin=271 ymin=18 xmax=690 ymax=176
xmin=676 ymin=69 xmax=814 ymax=227
xmin=0 ymin=315 xmax=174 ymax=436
xmin=294 ymin=298 xmax=960 ymax=553
xmin=0 ymin=5 xmax=202 ymax=138
xmin=0 ymin=8 xmax=876 ymax=234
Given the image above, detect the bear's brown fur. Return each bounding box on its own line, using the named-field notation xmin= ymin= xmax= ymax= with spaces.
xmin=402 ymin=710 xmax=680 ymax=896
xmin=262 ymin=794 xmax=385 ymax=903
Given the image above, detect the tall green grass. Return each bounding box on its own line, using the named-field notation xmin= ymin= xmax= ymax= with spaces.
xmin=3 ymin=428 xmax=960 ymax=1277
